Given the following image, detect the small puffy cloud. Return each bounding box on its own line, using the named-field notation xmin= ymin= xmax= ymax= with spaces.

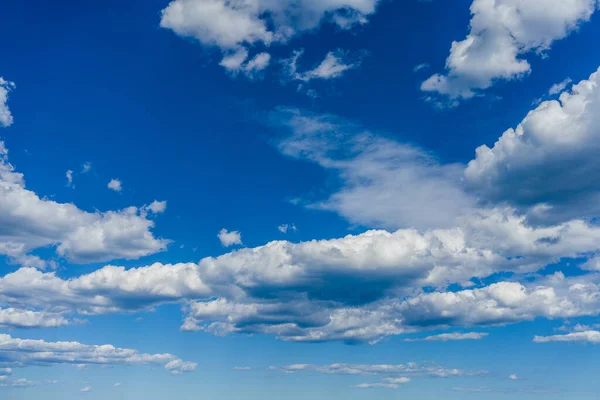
xmin=534 ymin=331 xmax=600 ymax=344
xmin=509 ymin=374 xmax=519 ymax=380
xmin=82 ymin=162 xmax=92 ymax=173
xmin=404 ymin=332 xmax=488 ymax=342
xmin=0 ymin=78 xmax=15 ymax=127
xmin=422 ymin=0 xmax=598 ymax=101
xmin=107 ymin=179 xmax=122 ymax=192
xmin=114 ymin=382 xmax=121 ymax=387
xmin=233 ymin=366 xmax=252 ymax=371
xmin=160 ymin=0 xmax=380 ymax=73
xmin=80 ymin=386 xmax=92 ymax=392
xmin=217 ymin=229 xmax=242 ymax=247
xmin=0 ymin=334 xmax=197 ymax=374
xmin=144 ymin=200 xmax=167 ymax=214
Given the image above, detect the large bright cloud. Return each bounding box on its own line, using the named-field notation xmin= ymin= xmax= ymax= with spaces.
xmin=422 ymin=0 xmax=598 ymax=101
xmin=3 ymin=212 xmax=600 ymax=341
xmin=0 ymin=141 xmax=169 ymax=265
xmin=0 ymin=334 xmax=197 ymax=374
xmin=466 ymin=67 xmax=600 ymax=224
xmin=160 ymin=0 xmax=379 ymax=72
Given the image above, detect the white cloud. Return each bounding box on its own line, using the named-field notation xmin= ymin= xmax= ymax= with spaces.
xmin=0 ymin=307 xmax=69 ymax=329
xmin=217 ymin=229 xmax=242 ymax=247
xmin=3 ymin=211 xmax=600 ymax=342
xmin=534 ymin=330 xmax=600 ymax=343
xmin=404 ymin=332 xmax=488 ymax=342
xmin=66 ymin=170 xmax=74 ymax=188
xmin=233 ymin=366 xmax=252 ymax=371
xmin=0 ymin=141 xmax=168 ymax=264
xmin=160 ymin=0 xmax=379 ymax=72
xmin=548 ymin=78 xmax=572 ymax=95
xmin=0 ymin=334 xmax=197 ymax=374
xmin=399 ymin=272 xmax=600 ymax=329
xmin=107 ymin=179 xmax=122 ymax=192
xmin=82 ymin=162 xmax=92 ymax=173
xmin=144 ymin=200 xmax=167 ymax=214
xmin=270 ymin=107 xmax=475 ymax=230
xmin=278 ymin=224 xmax=296 ymax=234
xmin=283 ymin=49 xmax=362 ymax=82
xmin=114 ymin=382 xmax=121 ymax=387
xmin=465 ymin=67 xmax=600 ymax=224
xmin=413 ymin=63 xmax=430 ymax=73
xmin=509 ymin=374 xmax=519 ymax=380
xmin=0 ymin=78 xmax=15 ymax=127
xmin=220 ymin=49 xmax=271 ymax=76
xmin=0 ymin=378 xmax=37 ymax=388
xmin=80 ymin=386 xmax=92 ymax=392
xmin=422 ymin=0 xmax=598 ymax=100
xmin=269 ymin=363 xmax=485 ymax=378
xmin=354 ymin=377 xmax=411 ymax=389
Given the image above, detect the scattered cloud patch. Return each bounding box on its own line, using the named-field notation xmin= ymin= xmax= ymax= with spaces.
xmin=218 ymin=229 xmax=242 ymax=247
xmin=108 ymin=179 xmax=122 ymax=192
xmin=0 ymin=334 xmax=197 ymax=374
xmin=405 ymin=332 xmax=489 ymax=342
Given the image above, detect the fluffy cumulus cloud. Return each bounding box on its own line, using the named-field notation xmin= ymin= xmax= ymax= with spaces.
xmin=466 ymin=67 xmax=600 ymax=224
xmin=107 ymin=178 xmax=122 ymax=192
xmin=217 ymin=229 xmax=242 ymax=247
xmin=4 ymin=211 xmax=600 ymax=341
xmin=399 ymin=272 xmax=600 ymax=329
xmin=0 ymin=140 xmax=168 ymax=265
xmin=160 ymin=0 xmax=379 ymax=72
xmin=0 ymin=78 xmax=15 ymax=127
xmin=422 ymin=0 xmax=598 ymax=100
xmin=0 ymin=334 xmax=196 ymax=374
xmin=0 ymin=307 xmax=69 ymax=329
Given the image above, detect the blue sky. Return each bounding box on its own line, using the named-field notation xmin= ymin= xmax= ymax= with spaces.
xmin=2 ymin=0 xmax=600 ymax=398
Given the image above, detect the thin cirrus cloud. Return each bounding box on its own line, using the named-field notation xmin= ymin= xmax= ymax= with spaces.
xmin=159 ymin=0 xmax=380 ymax=74
xmin=421 ymin=0 xmax=598 ymax=102
xmin=404 ymin=332 xmax=489 ymax=342
xmin=534 ymin=330 xmax=600 ymax=343
xmin=282 ymin=49 xmax=363 ymax=82
xmin=0 ymin=334 xmax=197 ymax=375
xmin=0 ymin=77 xmax=15 ymax=127
xmin=0 ymin=140 xmax=169 ymax=265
